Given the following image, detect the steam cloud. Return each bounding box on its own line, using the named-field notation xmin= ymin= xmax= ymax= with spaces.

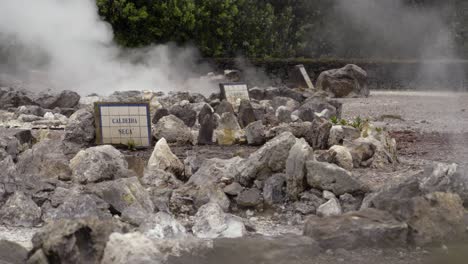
xmin=0 ymin=0 xmax=216 ymax=95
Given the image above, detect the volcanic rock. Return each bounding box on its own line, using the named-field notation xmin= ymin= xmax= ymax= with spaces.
xmin=188 ymin=157 xmax=242 ymax=187
xmin=0 ymin=240 xmax=28 ymax=264
xmin=0 ymin=191 xmax=41 ymax=227
xmin=0 ymin=87 xmax=34 ymax=109
xmin=214 ymin=112 xmax=242 ymax=145
xmin=153 ymin=115 xmax=192 ymax=144
xmin=304 ymin=209 xmax=408 ymax=249
xmin=238 ymin=99 xmax=256 ymax=128
xmin=192 ymin=203 xmax=246 ymax=239
xmin=328 ymin=125 xmax=360 ymax=146
xmin=63 ymin=108 xmax=95 ymax=147
xmin=316 ymin=197 xmax=342 ymax=217
xmin=237 ymin=188 xmax=263 ymax=208
xmin=169 ymin=103 xmax=197 ymax=127
xmin=0 ymin=155 xmax=19 ymax=201
xmin=316 ymin=64 xmax=369 ymax=98
xmin=306 ymin=160 xmax=365 ymax=195
xmin=276 ymin=106 xmax=292 ymax=123
xmin=35 ymin=90 xmax=80 ymax=109
xmin=263 ymin=174 xmax=286 ymax=206
xmin=215 ymin=100 xmax=235 ymax=115
xmin=245 ymin=120 xmax=266 ymax=146
xmin=328 ymin=145 xmax=354 ymax=170
xmin=147 ymin=138 xmax=184 ymax=178
xmin=139 ymin=212 xmax=187 ymax=239
xmin=101 ymin=232 xmax=164 ymax=264
xmin=223 ymin=182 xmax=244 ymax=196
xmin=285 ymin=138 xmax=314 ymax=200
xmin=339 ymin=193 xmax=362 ymax=213
xmin=198 ymin=104 xmax=216 ymax=145
xmin=152 ymin=108 xmax=169 ymax=125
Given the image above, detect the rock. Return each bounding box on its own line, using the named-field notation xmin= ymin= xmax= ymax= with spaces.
xmin=317 ymin=198 xmax=342 ymax=217
xmin=90 ymin=177 xmax=155 ymax=224
xmin=304 ymin=209 xmax=408 ymax=249
xmin=236 ymin=132 xmax=297 ymax=186
xmin=169 ymin=103 xmax=197 ymax=127
xmin=215 ymin=100 xmax=235 ymax=115
xmin=17 ymin=114 xmax=42 ymax=122
xmin=271 ymin=96 xmax=300 ymax=112
xmin=0 ymin=192 xmax=41 ymax=227
xmin=35 ymin=90 xmax=80 ymax=109
xmin=328 ymin=145 xmax=354 ymax=170
xmin=339 ymin=193 xmax=361 ymax=212
xmin=316 ymin=64 xmax=369 ymax=98
xmin=0 ymin=155 xmax=19 ymax=202
xmin=16 ymin=139 xmax=71 ymax=180
xmin=153 ymin=115 xmax=192 ymax=144
xmin=238 ymin=99 xmax=256 ymax=128
xmin=345 ymin=139 xmax=377 ymax=168
xmin=276 ymin=106 xmax=292 ymax=123
xmin=101 ymin=232 xmax=164 ymax=264
xmin=244 ymin=120 xmax=265 ymax=146
xmin=263 ymin=174 xmax=286 ymax=206
xmin=285 ymin=138 xmax=314 ymax=200
xmin=328 ymin=125 xmax=361 ymax=146
xmin=298 ymin=96 xmax=342 ymax=121
xmin=147 ymin=138 xmax=184 ymax=178
xmin=42 ymin=193 xmax=111 ymax=222
xmin=224 ymin=182 xmax=243 ymax=196
xmin=0 ymin=240 xmax=28 ymax=264
xmin=152 ymin=108 xmax=169 ymax=124
xmin=188 ymin=157 xmax=242 ymax=187
xmin=294 ymin=201 xmax=316 ymax=215
xmin=63 ymin=109 xmax=95 ymax=146
xmin=139 ymin=212 xmax=187 ymax=239
xmin=192 ymin=203 xmax=246 ymax=239
xmin=307 ymin=118 xmax=332 ymax=150
xmin=193 ymin=185 xmax=231 ymax=212
xmin=70 ymin=145 xmax=129 ymax=184
xmin=28 ymin=218 xmax=127 ymax=264
xmin=0 ymin=128 xmax=33 ymax=146
xmin=142 ymin=168 xmax=182 ymax=190
xmin=323 ymin=190 xmax=336 ymax=200
xmin=0 ymin=87 xmax=34 ymax=109
xmin=197 ymin=104 xmax=216 ymax=145
xmin=214 ymin=112 xmax=243 ymax=145
xmin=306 ymin=160 xmax=365 ymax=195
xmin=237 ymin=188 xmax=263 ymax=208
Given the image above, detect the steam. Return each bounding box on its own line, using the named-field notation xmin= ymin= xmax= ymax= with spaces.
xmin=0 ymin=0 xmax=216 ymax=95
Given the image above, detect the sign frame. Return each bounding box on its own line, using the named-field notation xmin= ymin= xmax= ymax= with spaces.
xmin=219 ymin=82 xmax=250 ymax=106
xmin=94 ymin=102 xmax=152 ymax=148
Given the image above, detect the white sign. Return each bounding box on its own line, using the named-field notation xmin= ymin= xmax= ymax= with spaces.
xmin=219 ymin=83 xmax=250 ymax=107
xmin=95 ymin=103 xmax=151 ymax=147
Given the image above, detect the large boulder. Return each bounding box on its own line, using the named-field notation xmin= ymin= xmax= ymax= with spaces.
xmin=63 ymin=109 xmax=95 ymax=146
xmin=297 ymin=96 xmax=342 ymax=121
xmin=169 ymin=102 xmax=197 ymax=127
xmin=147 ymin=138 xmax=184 ymax=178
xmin=306 ymin=160 xmax=365 ymax=195
xmin=0 ymin=240 xmax=28 ymax=264
xmin=192 ymin=203 xmax=246 ymax=239
xmin=285 ymin=138 xmax=314 ymax=200
xmin=28 ymin=218 xmax=127 ymax=264
xmin=70 ymin=145 xmax=129 ymax=184
xmin=153 ymin=115 xmax=192 ymax=144
xmin=304 ymin=209 xmax=408 ymax=249
xmin=16 ymin=139 xmax=72 ymax=180
xmin=35 ymin=90 xmax=80 ymax=109
xmin=238 ymin=99 xmax=257 ymax=128
xmin=101 ymin=232 xmax=163 ymax=264
xmin=188 ymin=157 xmax=243 ymax=187
xmin=0 ymin=191 xmax=41 ymax=227
xmin=214 ymin=112 xmax=243 ymax=145
xmin=0 ymin=153 xmax=20 ymax=201
xmin=0 ymin=87 xmax=34 ymax=109
xmin=316 ymin=64 xmax=369 ymax=98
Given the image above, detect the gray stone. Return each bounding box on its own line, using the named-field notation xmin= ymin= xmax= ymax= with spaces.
xmin=42 ymin=193 xmax=111 ymax=222
xmin=0 ymin=192 xmax=41 ymax=227
xmin=35 ymin=90 xmax=80 ymax=109
xmin=0 ymin=240 xmax=28 ymax=264
xmin=276 ymin=106 xmax=292 ymax=123
xmin=192 ymin=203 xmax=246 ymax=239
xmin=328 ymin=125 xmax=360 ymax=146
xmin=263 ymin=174 xmax=286 ymax=206
xmin=70 ymin=145 xmax=129 ymax=184
xmin=193 ymin=184 xmax=231 ymax=212
xmin=317 ymin=198 xmax=342 ymax=217
xmin=153 ymin=115 xmax=192 ymax=144
xmin=152 ymin=108 xmax=169 ymax=124
xmin=169 ymin=103 xmax=197 ymax=127
xmin=18 ymin=114 xmax=42 ymax=122
xmin=139 ymin=212 xmax=187 ymax=239
xmin=328 ymin=145 xmax=354 ymax=170
xmin=306 ymin=160 xmax=365 ymax=195
xmin=215 ymin=100 xmax=235 ymax=115
xmin=294 ymin=201 xmax=316 ymax=215
xmin=285 ymin=138 xmax=314 ymax=200
xmin=298 ymin=96 xmax=342 ymax=121
xmin=237 ymin=188 xmax=262 ymax=208
xmin=63 ymin=109 xmax=95 ymax=146
xmin=245 ymin=120 xmax=265 ymax=146
xmin=323 ymin=190 xmax=336 ymax=200
xmin=147 ymin=138 xmax=184 ymax=178
xmin=316 ymin=64 xmax=369 ymax=98
xmin=101 ymin=232 xmax=164 ymax=264
xmin=339 ymin=193 xmax=362 ymax=213
xmin=198 ymin=104 xmax=216 ymax=145
xmin=0 ymin=87 xmax=34 ymax=109
xmin=188 ymin=157 xmax=242 ymax=187
xmin=223 ymin=182 xmax=243 ymax=196
xmin=238 ymin=99 xmax=256 ymax=128
xmin=271 ymin=96 xmax=300 ymax=112
xmin=304 ymin=209 xmax=408 ymax=249
xmin=214 ymin=112 xmax=243 ymax=145
xmin=141 ymin=169 xmax=182 ymax=189
xmin=0 ymin=155 xmax=19 ymax=202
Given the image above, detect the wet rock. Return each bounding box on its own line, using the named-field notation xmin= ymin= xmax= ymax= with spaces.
xmin=70 ymin=145 xmax=129 ymax=184
xmin=328 ymin=145 xmax=354 ymax=170
xmin=139 ymin=212 xmax=187 ymax=239
xmin=101 ymin=232 xmax=163 ymax=264
xmin=90 ymin=177 xmax=154 ymax=224
xmin=328 ymin=125 xmax=360 ymax=146
xmin=263 ymin=174 xmax=286 ymax=206
xmin=223 ymin=182 xmax=244 ymax=196
xmin=306 ymin=160 xmax=365 ymax=195
xmin=316 ymin=64 xmax=369 ymax=98
xmin=236 ymin=132 xmax=297 ymax=186
xmin=0 ymin=192 xmax=41 ymax=227
xmin=28 ymin=218 xmax=127 ymax=264
xmin=0 ymin=87 xmax=34 ymax=109
xmin=192 ymin=203 xmax=246 ymax=239
xmin=215 ymin=100 xmax=235 ymax=115
xmin=0 ymin=240 xmax=28 ymax=264
xmin=147 ymin=138 xmax=184 ymax=178
xmin=198 ymin=104 xmax=216 ymax=145
xmin=153 ymin=115 xmax=192 ymax=144
xmin=317 ymin=198 xmax=342 ymax=217
xmin=17 ymin=139 xmax=72 ymax=180
xmin=238 ymin=99 xmax=256 ymax=128
xmin=169 ymin=103 xmax=197 ymax=127
xmin=285 ymin=138 xmax=314 ymax=200
xmin=63 ymin=108 xmax=95 ymax=147
xmin=237 ymin=188 xmax=263 ymax=208
xmin=214 ymin=112 xmax=242 ymax=145
xmin=339 ymin=193 xmax=361 ymax=213
xmin=304 ymin=209 xmax=407 ymax=249
xmin=245 ymin=120 xmax=265 ymax=146
xmin=152 ymin=108 xmax=169 ymax=124
xmin=42 ymin=193 xmax=111 ymax=222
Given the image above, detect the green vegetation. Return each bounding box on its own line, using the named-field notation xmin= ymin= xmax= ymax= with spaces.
xmin=96 ymin=0 xmax=468 ymax=59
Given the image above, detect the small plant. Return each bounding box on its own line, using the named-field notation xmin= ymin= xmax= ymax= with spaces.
xmin=375 ymin=127 xmax=383 ymax=133
xmin=351 ymin=116 xmax=363 ymax=130
xmin=339 ymin=119 xmax=348 ymax=126
xmin=127 ymin=139 xmax=137 ymax=151
xmin=330 ymin=116 xmax=338 ymax=125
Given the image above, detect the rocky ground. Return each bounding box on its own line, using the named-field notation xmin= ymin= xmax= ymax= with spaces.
xmin=1 ymin=65 xmax=468 ymax=264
